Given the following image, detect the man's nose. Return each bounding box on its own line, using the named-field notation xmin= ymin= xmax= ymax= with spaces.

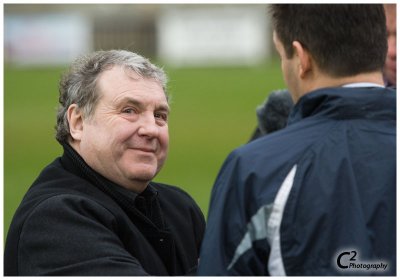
xmin=137 ymin=112 xmax=159 ymax=138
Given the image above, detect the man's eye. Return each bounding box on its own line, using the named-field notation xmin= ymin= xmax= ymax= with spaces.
xmin=155 ymin=112 xmax=168 ymax=121
xmin=122 ymin=108 xmax=136 ymax=114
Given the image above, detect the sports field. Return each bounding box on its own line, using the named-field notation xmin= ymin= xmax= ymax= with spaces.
xmin=4 ymin=59 xmax=285 ymax=239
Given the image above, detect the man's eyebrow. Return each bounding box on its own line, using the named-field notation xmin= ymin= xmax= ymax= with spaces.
xmin=116 ymin=97 xmax=170 ymax=112
xmin=156 ymin=104 xmax=171 ymax=113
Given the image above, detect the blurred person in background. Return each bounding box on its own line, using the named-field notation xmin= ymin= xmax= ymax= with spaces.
xmin=248 ymin=89 xmax=293 ymax=141
xmin=383 ymin=3 xmax=396 ymax=87
xmin=4 ymin=50 xmax=205 ymax=276
xmin=249 ymin=3 xmax=396 ymax=142
xmin=199 ymin=4 xmax=395 ymax=276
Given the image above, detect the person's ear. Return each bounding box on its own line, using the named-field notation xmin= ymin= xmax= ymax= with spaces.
xmin=67 ymin=104 xmax=84 ymax=141
xmin=292 ymin=41 xmax=312 ymax=79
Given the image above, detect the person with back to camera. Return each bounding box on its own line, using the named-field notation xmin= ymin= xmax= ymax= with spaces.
xmin=250 ymin=3 xmax=396 ymax=142
xmin=4 ymin=50 xmax=205 ymax=276
xmin=198 ymin=4 xmax=395 ymax=276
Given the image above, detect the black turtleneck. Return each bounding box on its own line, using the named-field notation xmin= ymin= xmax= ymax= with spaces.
xmin=61 ymin=142 xmax=166 ymax=231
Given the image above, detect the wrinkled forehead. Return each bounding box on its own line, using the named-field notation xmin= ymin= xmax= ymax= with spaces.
xmin=96 ymin=65 xmax=168 ymax=102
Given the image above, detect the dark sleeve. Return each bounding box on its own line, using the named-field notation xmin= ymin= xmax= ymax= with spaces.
xmin=17 ymin=194 xmax=149 ymax=276
xmin=169 ymin=185 xmax=206 ymax=253
xmin=154 ymin=183 xmax=206 ymax=275
xmin=181 ymin=193 xmax=206 ymax=276
xmin=198 ymin=152 xmax=271 ymax=276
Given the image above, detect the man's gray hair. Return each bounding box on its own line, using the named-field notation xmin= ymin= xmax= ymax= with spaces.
xmin=56 ymin=49 xmax=168 ymax=143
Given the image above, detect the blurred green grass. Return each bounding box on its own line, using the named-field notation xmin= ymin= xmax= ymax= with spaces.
xmin=4 ymin=59 xmax=285 ymax=239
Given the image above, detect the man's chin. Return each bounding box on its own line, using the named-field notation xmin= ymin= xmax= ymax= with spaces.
xmin=129 ymin=168 xmax=158 ymax=182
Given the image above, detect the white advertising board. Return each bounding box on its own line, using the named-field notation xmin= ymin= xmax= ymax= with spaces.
xmin=157 ymin=6 xmax=270 ymax=67
xmin=4 ymin=13 xmax=92 ymax=66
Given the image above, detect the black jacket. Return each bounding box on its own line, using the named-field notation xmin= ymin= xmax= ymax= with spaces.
xmin=5 ymin=143 xmax=205 ymax=276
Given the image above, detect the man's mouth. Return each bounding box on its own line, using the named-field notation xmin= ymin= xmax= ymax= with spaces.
xmin=132 ymin=147 xmax=156 ymax=153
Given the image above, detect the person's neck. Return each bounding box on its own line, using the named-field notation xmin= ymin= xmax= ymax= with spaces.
xmin=299 ymin=71 xmax=384 ymax=99
xmin=68 ymin=140 xmax=149 ymax=193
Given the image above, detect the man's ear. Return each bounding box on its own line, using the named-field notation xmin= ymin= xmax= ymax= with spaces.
xmin=292 ymin=41 xmax=312 ymax=79
xmin=67 ymin=104 xmax=83 ymax=141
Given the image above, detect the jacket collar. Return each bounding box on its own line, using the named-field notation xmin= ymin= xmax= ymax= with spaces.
xmin=61 ymin=142 xmax=142 ymax=199
xmin=60 ymin=142 xmax=163 ymax=227
xmin=287 ymin=86 xmax=396 ymax=125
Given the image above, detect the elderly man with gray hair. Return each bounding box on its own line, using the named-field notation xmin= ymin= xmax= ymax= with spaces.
xmin=5 ymin=50 xmax=205 ymax=276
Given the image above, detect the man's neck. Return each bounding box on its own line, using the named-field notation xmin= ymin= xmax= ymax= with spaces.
xmin=67 ymin=140 xmax=149 ymax=193
xmin=300 ymin=71 xmax=385 ymax=98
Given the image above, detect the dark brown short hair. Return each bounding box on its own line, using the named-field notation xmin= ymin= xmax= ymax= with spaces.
xmin=270 ymin=4 xmax=387 ymax=77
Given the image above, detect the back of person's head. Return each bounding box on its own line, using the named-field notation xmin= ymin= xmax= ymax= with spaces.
xmin=56 ymin=49 xmax=168 ymax=143
xmin=269 ymin=4 xmax=387 ymax=78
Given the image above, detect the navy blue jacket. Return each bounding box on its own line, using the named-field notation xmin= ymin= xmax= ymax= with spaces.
xmin=198 ymin=87 xmax=396 ymax=276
